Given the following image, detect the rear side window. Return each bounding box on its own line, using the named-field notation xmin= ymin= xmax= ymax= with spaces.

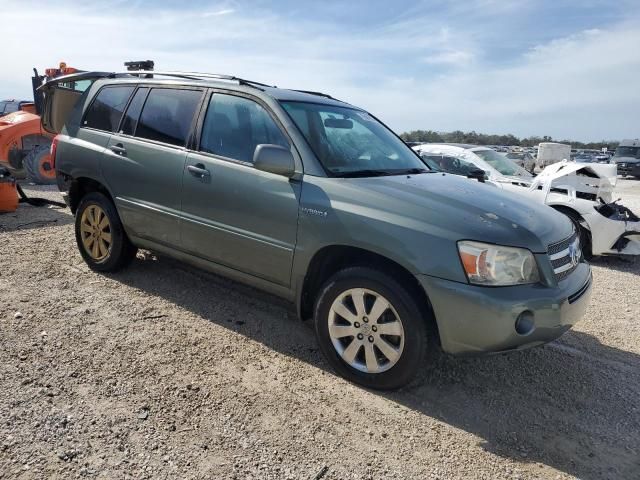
xmin=83 ymin=86 xmax=135 ymax=132
xmin=120 ymin=88 xmax=149 ymax=136
xmin=200 ymin=94 xmax=289 ymax=163
xmin=135 ymin=88 xmax=202 ymax=147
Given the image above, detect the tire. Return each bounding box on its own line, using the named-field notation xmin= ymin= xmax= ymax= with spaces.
xmin=313 ymin=266 xmax=429 ymax=390
xmin=75 ymin=192 xmax=137 ymax=272
xmin=24 ymin=145 xmax=56 ymax=185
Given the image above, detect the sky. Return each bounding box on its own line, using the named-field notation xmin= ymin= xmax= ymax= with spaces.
xmin=1 ymin=0 xmax=639 ymax=142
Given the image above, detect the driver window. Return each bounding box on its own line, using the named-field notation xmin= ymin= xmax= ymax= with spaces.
xmin=200 ymin=94 xmax=289 ymax=163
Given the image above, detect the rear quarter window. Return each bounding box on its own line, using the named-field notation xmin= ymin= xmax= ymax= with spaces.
xmin=83 ymin=86 xmax=135 ymax=132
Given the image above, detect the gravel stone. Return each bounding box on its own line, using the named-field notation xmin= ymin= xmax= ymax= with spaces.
xmin=0 ymin=182 xmax=638 ymax=479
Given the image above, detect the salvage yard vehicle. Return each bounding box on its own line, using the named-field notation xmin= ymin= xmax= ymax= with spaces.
xmin=414 ymin=144 xmax=640 ymax=257
xmin=502 ymin=150 xmax=536 ymax=173
xmin=537 ymin=142 xmax=571 ymax=169
xmin=40 ymin=70 xmax=592 ymax=389
xmin=0 ymin=63 xmax=85 ymax=184
xmin=415 ymin=144 xmax=534 ymax=186
xmin=0 ymin=99 xmax=33 ymax=116
xmin=614 ymin=139 xmax=640 ymax=178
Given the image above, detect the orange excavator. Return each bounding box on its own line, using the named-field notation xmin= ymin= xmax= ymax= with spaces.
xmin=0 ymin=62 xmax=81 ymax=184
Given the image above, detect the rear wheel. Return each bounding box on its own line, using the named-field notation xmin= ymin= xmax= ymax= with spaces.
xmin=75 ymin=192 xmax=137 ymax=272
xmin=23 ymin=145 xmax=56 ymax=185
xmin=314 ymin=267 xmax=429 ymax=390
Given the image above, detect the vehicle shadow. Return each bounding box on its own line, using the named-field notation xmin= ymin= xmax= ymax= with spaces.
xmin=0 ymin=205 xmax=72 ymax=232
xmin=112 ymin=254 xmax=640 ymax=480
xmin=589 ymin=255 xmax=640 ymax=276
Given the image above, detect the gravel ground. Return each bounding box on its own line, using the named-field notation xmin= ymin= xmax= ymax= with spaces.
xmin=1 ymin=180 xmax=639 ymax=479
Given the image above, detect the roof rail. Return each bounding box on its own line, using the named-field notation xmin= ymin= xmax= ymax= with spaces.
xmin=117 ymin=71 xmax=275 ymax=90
xmin=292 ymin=89 xmax=334 ymax=99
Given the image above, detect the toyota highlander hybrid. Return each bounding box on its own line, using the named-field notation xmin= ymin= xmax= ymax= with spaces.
xmin=39 ymin=69 xmax=592 ymax=389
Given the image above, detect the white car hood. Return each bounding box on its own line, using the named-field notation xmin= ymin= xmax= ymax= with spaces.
xmin=529 ymin=161 xmax=616 ymax=203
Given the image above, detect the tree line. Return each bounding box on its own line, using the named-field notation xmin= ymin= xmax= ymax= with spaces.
xmin=400 ymin=130 xmax=619 ymax=151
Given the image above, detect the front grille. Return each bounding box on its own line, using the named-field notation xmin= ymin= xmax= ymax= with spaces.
xmin=548 ymin=230 xmax=581 ymax=281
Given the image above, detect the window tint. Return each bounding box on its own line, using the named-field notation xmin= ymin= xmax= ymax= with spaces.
xmin=120 ymin=88 xmax=149 ymax=136
xmin=136 ymin=88 xmax=202 ymax=147
xmin=200 ymin=94 xmax=289 ymax=163
xmin=83 ymin=86 xmax=135 ymax=132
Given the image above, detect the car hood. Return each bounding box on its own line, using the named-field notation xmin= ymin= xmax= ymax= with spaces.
xmin=615 ymin=156 xmax=640 ymax=163
xmin=334 ymin=172 xmax=572 ymax=253
xmin=493 ymin=174 xmax=533 ymax=187
xmin=529 ymin=161 xmax=617 ymax=202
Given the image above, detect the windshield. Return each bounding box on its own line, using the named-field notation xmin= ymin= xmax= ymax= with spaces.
xmin=280 ymin=101 xmax=428 ymax=176
xmin=615 ymin=146 xmax=639 ymax=158
xmin=473 ymin=149 xmax=532 ymax=177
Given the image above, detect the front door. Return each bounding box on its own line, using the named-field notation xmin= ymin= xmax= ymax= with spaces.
xmin=180 ymin=92 xmax=300 ymax=287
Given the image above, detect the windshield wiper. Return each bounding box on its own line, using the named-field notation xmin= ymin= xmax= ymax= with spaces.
xmin=334 ymin=169 xmax=396 ymax=178
xmin=335 ymin=168 xmax=431 ymax=178
xmin=397 ymin=168 xmax=431 ymax=175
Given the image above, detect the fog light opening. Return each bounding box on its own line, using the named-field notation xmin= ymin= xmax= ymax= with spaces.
xmin=515 ymin=311 xmax=535 ymax=336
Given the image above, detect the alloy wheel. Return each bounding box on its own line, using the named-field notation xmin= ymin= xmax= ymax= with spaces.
xmin=328 ymin=288 xmax=405 ymax=373
xmin=80 ymin=205 xmax=112 ymax=261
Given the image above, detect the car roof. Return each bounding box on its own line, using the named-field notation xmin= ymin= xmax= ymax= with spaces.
xmin=87 ymin=74 xmax=355 ymax=109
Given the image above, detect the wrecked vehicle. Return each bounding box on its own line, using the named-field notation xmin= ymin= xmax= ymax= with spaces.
xmin=414 ymin=144 xmax=640 ymax=257
xmin=40 ymin=69 xmax=591 ymax=390
xmin=517 ymin=162 xmax=640 ymax=257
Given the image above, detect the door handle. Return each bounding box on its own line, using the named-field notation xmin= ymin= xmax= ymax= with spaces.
xmin=187 ymin=163 xmax=210 ymax=179
xmin=110 ymin=143 xmax=127 ymax=156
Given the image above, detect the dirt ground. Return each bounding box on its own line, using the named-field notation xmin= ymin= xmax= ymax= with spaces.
xmin=1 ymin=181 xmax=639 ymax=480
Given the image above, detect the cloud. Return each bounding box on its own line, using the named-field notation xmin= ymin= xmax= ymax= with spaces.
xmin=203 ymin=8 xmax=235 ymax=17
xmin=422 ymin=50 xmax=475 ymax=66
xmin=0 ymin=0 xmax=639 ymax=141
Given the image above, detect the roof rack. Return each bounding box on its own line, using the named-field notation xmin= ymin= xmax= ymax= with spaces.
xmin=292 ymin=89 xmax=334 ymax=99
xmin=116 ymin=71 xmax=275 ymax=90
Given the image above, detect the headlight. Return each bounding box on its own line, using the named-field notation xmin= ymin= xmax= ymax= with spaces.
xmin=458 ymin=241 xmax=540 ymax=286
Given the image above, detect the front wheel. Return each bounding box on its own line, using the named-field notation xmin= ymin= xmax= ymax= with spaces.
xmin=314 ymin=267 xmax=429 ymax=390
xmin=75 ymin=192 xmax=137 ymax=272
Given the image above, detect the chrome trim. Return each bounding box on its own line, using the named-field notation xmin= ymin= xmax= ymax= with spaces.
xmin=554 ymin=262 xmax=575 ymax=274
xmin=549 ymin=248 xmax=570 ymax=261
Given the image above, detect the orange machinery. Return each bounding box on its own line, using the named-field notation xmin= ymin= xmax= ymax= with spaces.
xmin=0 ymin=63 xmax=79 ymax=184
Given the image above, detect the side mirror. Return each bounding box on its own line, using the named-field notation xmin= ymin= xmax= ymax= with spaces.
xmin=467 ymin=168 xmax=486 ymax=183
xmin=253 ymin=144 xmax=296 ymax=178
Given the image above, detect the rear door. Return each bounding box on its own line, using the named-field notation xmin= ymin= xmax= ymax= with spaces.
xmin=102 ymin=86 xmax=204 ymax=247
xmin=180 ymin=91 xmax=300 ymax=286
xmin=40 ymin=72 xmax=108 ymax=134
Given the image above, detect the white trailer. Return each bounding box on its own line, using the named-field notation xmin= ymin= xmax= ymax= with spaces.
xmin=537 ymin=142 xmax=571 ymax=169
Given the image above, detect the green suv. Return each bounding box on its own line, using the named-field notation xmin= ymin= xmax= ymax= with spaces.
xmin=41 ymin=70 xmax=592 ymax=389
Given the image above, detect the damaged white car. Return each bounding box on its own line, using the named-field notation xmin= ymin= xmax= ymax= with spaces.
xmin=414 ymin=144 xmax=640 ymax=257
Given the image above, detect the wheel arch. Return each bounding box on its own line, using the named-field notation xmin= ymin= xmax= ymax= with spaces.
xmin=548 ymin=204 xmax=588 ymax=230
xmin=67 ymin=176 xmax=115 ymax=214
xmin=297 ymin=244 xmax=440 ymax=344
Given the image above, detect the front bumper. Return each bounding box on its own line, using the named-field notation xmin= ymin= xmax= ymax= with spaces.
xmin=616 ymin=162 xmax=640 ymax=177
xmin=418 ymin=262 xmax=592 ymax=355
